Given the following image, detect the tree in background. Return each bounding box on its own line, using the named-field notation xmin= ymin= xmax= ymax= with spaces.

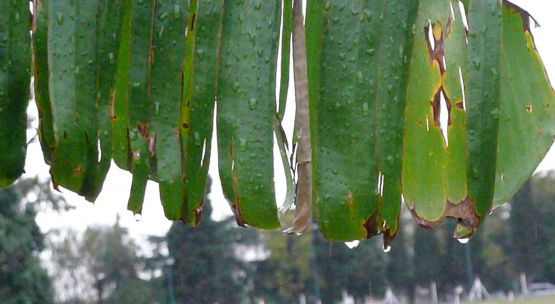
xmin=0 ymin=177 xmax=63 ymax=304
xmin=532 ymin=173 xmax=555 ymax=283
xmin=476 ymin=205 xmax=513 ymax=292
xmin=165 ymin=179 xmax=258 ymax=304
xmin=437 ymin=220 xmax=474 ymax=297
xmin=313 ymin=234 xmax=387 ymax=303
xmin=511 ymin=180 xmax=544 ymax=282
xmin=510 ymin=173 xmax=555 ymax=285
xmin=24 ymin=172 xmax=555 ymax=303
xmin=413 ymin=225 xmax=441 ymax=290
xmin=253 ymin=230 xmax=316 ymax=303
xmin=50 ymin=218 xmax=163 ymax=304
xmin=386 ymin=221 xmax=414 ymax=303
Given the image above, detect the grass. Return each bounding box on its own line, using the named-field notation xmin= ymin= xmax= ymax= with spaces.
xmin=462 ymin=294 xmax=555 ymax=304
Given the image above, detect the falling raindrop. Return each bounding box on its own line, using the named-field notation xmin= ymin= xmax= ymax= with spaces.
xmin=344 ymin=240 xmax=360 ymax=249
xmin=133 ymin=213 xmax=142 ymax=222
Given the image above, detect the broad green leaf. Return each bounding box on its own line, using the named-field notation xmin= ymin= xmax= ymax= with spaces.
xmin=123 ymin=0 xmax=156 ymax=213
xmin=46 ymin=0 xmax=123 ymax=200
xmin=48 ymin=0 xmax=101 ymax=193
xmin=465 ymin=0 xmax=502 ymax=221
xmin=443 ymin=0 xmax=468 ymax=206
xmin=403 ymin=0 xmax=503 ymax=233
xmin=82 ymin=0 xmax=126 ymax=201
xmin=494 ymin=4 xmax=555 ymax=206
xmin=402 ymin=1 xmax=555 ymax=239
xmin=112 ymin=0 xmax=133 ymax=171
xmin=0 ymin=0 xmax=30 ymax=186
xmin=217 ymin=0 xmax=281 ymax=229
xmin=403 ymin=0 xmax=451 ymax=225
xmin=181 ymin=0 xmax=223 ymax=225
xmin=150 ymin=0 xmax=190 ymax=220
xmin=307 ymin=0 xmax=418 ymax=241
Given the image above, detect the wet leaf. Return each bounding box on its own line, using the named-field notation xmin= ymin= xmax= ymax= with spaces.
xmin=47 ymin=0 xmax=102 ymax=194
xmin=33 ymin=0 xmax=55 ymax=165
xmin=306 ymin=0 xmax=417 ymax=241
xmin=0 ymin=0 xmax=30 ymax=186
xmin=181 ymin=0 xmax=223 ymax=225
xmin=494 ymin=4 xmax=555 ymax=207
xmin=149 ymin=0 xmax=190 ymax=220
xmin=217 ymin=0 xmax=281 ymax=229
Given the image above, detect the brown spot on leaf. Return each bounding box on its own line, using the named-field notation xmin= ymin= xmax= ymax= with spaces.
xmin=425 ymin=22 xmax=446 ymax=73
xmin=194 ymin=206 xmax=202 ymax=226
xmin=363 ymin=213 xmax=380 ymax=239
xmin=232 ymin=203 xmax=245 ymax=227
xmin=383 ymin=228 xmax=396 ymax=250
xmin=137 ymin=122 xmax=148 ymax=138
xmin=51 ymin=178 xmax=60 ymax=192
xmin=431 ymin=89 xmax=442 ymax=127
xmin=446 ymin=11 xmax=453 ymax=37
xmin=72 ymin=166 xmax=82 ymax=176
xmin=444 ymin=198 xmax=480 ymax=229
xmin=409 ymin=197 xmax=481 ymax=237
xmin=526 ymin=104 xmax=533 ymax=113
xmin=189 ymin=13 xmax=196 ymax=32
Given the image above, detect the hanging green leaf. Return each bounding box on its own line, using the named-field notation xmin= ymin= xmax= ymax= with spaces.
xmin=494 ymin=4 xmax=555 ymax=206
xmin=2 ymin=0 xmax=555 ymax=243
xmin=112 ymin=0 xmax=133 ymax=171
xmin=0 ymin=0 xmax=30 ymax=187
xmin=402 ymin=0 xmax=451 ymax=225
xmin=217 ymin=0 xmax=281 ymax=229
xmin=83 ymin=0 xmax=126 ymax=201
xmin=149 ymin=0 xmax=190 ymax=220
xmin=181 ymin=0 xmax=223 ymax=225
xmin=33 ymin=0 xmax=55 ymax=165
xmin=47 ymin=0 xmax=101 ymax=193
xmin=465 ymin=0 xmax=502 ymax=223
xmin=119 ymin=0 xmax=156 ymax=214
xmin=45 ymin=0 xmax=124 ymax=201
xmin=306 ymin=0 xmax=418 ymax=241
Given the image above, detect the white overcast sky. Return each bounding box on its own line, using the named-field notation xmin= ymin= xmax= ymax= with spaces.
xmin=27 ymin=0 xmax=555 ymax=246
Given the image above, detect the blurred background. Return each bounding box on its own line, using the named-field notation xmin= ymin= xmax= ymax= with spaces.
xmin=5 ymin=173 xmax=555 ymax=304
